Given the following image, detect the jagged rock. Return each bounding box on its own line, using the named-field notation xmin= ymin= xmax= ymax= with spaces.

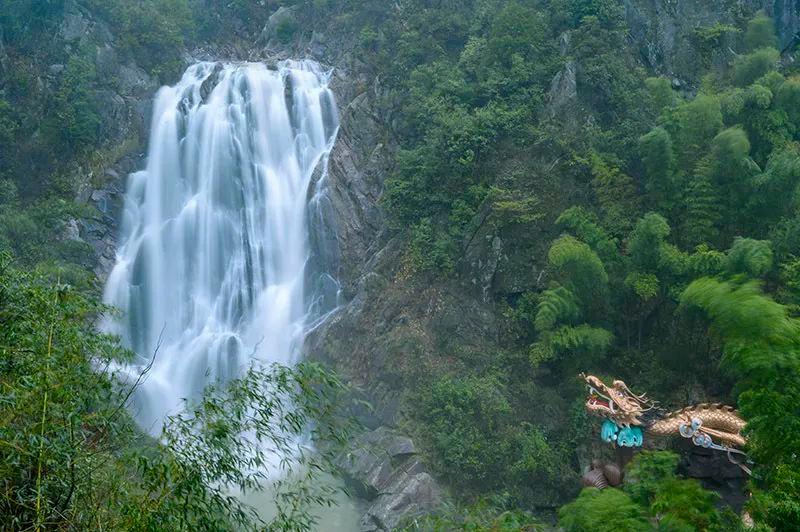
xmin=60 ymin=2 xmax=89 ymax=42
xmin=95 ymin=45 xmax=118 ymax=79
xmin=623 ymin=0 xmax=794 ymax=83
xmin=768 ymin=0 xmax=800 ymax=50
xmin=257 ymin=6 xmax=299 ymax=46
xmin=679 ymin=442 xmax=749 ymax=512
xmin=117 ymin=64 xmax=156 ymax=96
xmin=558 ymin=31 xmax=571 ymax=56
xmin=546 ymin=60 xmax=577 ymax=117
xmin=323 ymin=74 xmax=389 ymax=289
xmin=361 ymin=473 xmax=442 ymax=532
xmin=95 ymin=90 xmax=127 ymax=140
xmin=60 ymin=219 xmax=83 ymax=243
xmin=339 ymin=427 xmax=442 ymax=532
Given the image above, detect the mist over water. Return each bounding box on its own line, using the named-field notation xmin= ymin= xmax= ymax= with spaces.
xmin=103 ymin=60 xmax=340 ymax=433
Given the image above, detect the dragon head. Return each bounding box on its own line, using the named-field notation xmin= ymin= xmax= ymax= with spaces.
xmin=582 ymin=374 xmax=657 ymax=427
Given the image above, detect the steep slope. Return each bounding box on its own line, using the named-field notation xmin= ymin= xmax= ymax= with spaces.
xmin=4 ymin=1 xmax=799 ymax=529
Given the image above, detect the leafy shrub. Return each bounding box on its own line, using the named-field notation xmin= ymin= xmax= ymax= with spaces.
xmin=403 ymin=496 xmax=543 ymax=531
xmin=651 ymin=478 xmax=720 ymax=531
xmin=83 ymin=0 xmax=194 ymax=80
xmin=0 ymin=258 xmax=354 ymax=529
xmin=45 ymin=54 xmax=101 ymax=154
xmin=732 ymin=48 xmax=780 ymax=87
xmin=744 ymin=12 xmax=778 ymax=51
xmin=417 ymin=375 xmax=514 ymax=488
xmin=558 ymin=488 xmax=651 ymax=532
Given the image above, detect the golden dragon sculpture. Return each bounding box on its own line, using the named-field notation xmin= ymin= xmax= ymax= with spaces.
xmin=582 ymin=374 xmax=750 ymax=474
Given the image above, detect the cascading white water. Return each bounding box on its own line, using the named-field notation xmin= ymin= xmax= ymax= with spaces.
xmin=103 ymin=60 xmax=340 ymax=433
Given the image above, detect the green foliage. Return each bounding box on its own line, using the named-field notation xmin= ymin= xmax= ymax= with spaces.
xmin=624 ymin=451 xmax=681 ymax=507
xmin=550 ymin=0 xmax=624 ymax=29
xmin=418 ymin=375 xmax=514 ymax=488
xmin=670 ymin=94 xmax=723 ymax=170
xmin=548 ymin=235 xmax=608 ymax=297
xmin=127 ymin=363 xmax=355 ymax=531
xmin=589 ymin=154 xmax=640 ymax=235
xmin=0 ymin=197 xmax=96 ymax=286
xmin=535 ymin=286 xmax=580 ymax=332
xmin=416 ymin=375 xmax=573 ymax=505
xmin=724 ymin=237 xmax=773 ymax=277
xmin=403 ymin=496 xmax=543 ymax=531
xmin=556 ymin=207 xmax=618 ymax=261
xmin=680 ymin=275 xmax=800 ymax=529
xmin=680 ymin=278 xmax=800 ymax=376
xmin=645 ymin=77 xmax=676 ymax=114
xmin=488 ymin=186 xmax=543 ymax=226
xmin=558 ymin=488 xmax=651 ymax=532
xmin=625 ymin=272 xmax=660 ymax=300
xmin=744 ymin=12 xmax=778 ymax=52
xmin=623 ymin=452 xmax=721 ymax=530
xmin=82 ymin=0 xmax=195 ymax=79
xmin=651 ymin=479 xmax=720 ymax=531
xmin=748 ymin=464 xmax=800 ymax=530
xmin=0 ymin=259 xmax=354 ymax=530
xmin=545 ymin=324 xmax=614 ymax=358
xmin=405 ymin=218 xmax=457 ymax=274
xmin=0 ymin=0 xmax=65 ymax=45
xmin=275 ymin=11 xmax=300 ymax=43
xmin=681 ymin=176 xmax=720 ymax=247
xmin=639 ymin=127 xmax=676 ymax=208
xmin=775 ymin=77 xmax=800 ymax=126
xmin=46 ymin=53 xmax=101 ymax=154
xmin=732 ymin=48 xmax=780 ymax=87
xmin=628 ymin=213 xmax=671 ymax=271
xmin=694 ymin=23 xmax=740 ymax=64
xmin=0 ymin=100 xmax=19 ymax=174
xmin=749 ymin=143 xmax=800 ymax=231
xmin=485 ymin=2 xmax=547 ymax=67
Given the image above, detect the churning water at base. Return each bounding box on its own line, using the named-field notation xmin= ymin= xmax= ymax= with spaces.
xmin=103 ymin=60 xmax=340 ymax=433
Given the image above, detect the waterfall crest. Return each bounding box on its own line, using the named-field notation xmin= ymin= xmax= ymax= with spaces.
xmin=103 ymin=60 xmax=340 ymax=432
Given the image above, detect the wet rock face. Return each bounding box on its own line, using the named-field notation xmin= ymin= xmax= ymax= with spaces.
xmin=623 ymin=0 xmax=796 ymax=86
xmin=768 ymin=0 xmax=800 ymax=50
xmin=318 ymin=72 xmax=389 ymax=291
xmin=53 ymin=2 xmax=158 ymax=275
xmin=339 ymin=427 xmax=443 ymax=531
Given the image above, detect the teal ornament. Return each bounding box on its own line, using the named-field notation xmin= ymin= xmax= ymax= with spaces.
xmin=616 ymin=426 xmax=644 ymax=447
xmin=601 ymin=419 xmax=619 ymax=443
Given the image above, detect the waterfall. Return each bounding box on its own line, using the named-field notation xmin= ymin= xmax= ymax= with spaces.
xmin=103 ymin=60 xmax=340 ymax=433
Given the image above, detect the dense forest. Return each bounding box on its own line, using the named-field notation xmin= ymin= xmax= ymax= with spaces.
xmin=1 ymin=0 xmax=800 ymax=530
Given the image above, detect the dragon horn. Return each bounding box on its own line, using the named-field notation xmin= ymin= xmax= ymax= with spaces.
xmin=619 ymin=382 xmax=657 ymax=406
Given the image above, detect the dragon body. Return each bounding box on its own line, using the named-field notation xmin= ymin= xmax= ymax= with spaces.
xmin=583 ymin=375 xmax=749 ymax=471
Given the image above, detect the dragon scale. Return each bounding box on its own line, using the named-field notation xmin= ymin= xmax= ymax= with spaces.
xmin=582 ymin=374 xmax=749 ymax=471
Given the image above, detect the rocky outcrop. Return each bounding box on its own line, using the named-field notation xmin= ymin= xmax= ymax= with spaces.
xmin=678 ymin=441 xmax=750 ymax=511
xmin=768 ymin=0 xmax=800 ymax=50
xmin=624 ymin=0 xmax=796 ymax=86
xmin=340 ymin=427 xmax=443 ymax=531
xmin=322 ymin=72 xmax=390 ymax=291
xmin=547 ymin=60 xmax=577 ymax=115
xmin=256 ymin=6 xmax=299 ymax=47
xmin=49 ymin=2 xmax=158 ymax=281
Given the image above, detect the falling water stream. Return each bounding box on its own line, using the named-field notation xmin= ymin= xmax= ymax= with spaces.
xmin=103 ymin=59 xmax=340 ymax=436
xmin=103 ymin=59 xmax=361 ymax=528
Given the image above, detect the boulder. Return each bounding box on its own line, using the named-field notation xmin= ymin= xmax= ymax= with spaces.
xmin=548 ymin=60 xmax=577 ymax=112
xmin=257 ymin=6 xmax=300 ymax=46
xmin=60 ymin=2 xmax=89 ymax=42
xmin=339 ymin=427 xmax=443 ymax=531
